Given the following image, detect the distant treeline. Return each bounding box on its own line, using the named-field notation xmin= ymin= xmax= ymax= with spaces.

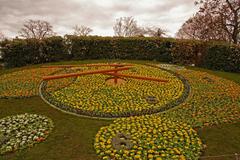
xmin=0 ymin=36 xmax=239 ymax=72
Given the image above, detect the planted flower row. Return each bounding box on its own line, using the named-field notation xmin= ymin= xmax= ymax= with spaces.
xmin=0 ymin=113 xmax=54 ymax=155
xmin=0 ymin=68 xmax=58 ymax=98
xmin=0 ymin=68 xmax=76 ymax=99
xmin=155 ymin=64 xmax=240 ymax=127
xmin=94 ymin=115 xmax=203 ymax=160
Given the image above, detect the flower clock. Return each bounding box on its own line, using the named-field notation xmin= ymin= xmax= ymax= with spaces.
xmin=41 ymin=64 xmax=189 ymax=118
xmin=1 ymin=62 xmax=240 ymax=159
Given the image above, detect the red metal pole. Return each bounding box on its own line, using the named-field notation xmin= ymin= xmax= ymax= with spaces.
xmin=41 ymin=64 xmax=133 ymax=68
xmin=114 ymin=66 xmax=118 ymax=84
xmin=42 ymin=67 xmax=132 ymax=81
xmin=104 ymin=73 xmax=168 ymax=83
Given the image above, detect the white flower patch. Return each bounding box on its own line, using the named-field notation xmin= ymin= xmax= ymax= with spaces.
xmin=0 ymin=113 xmax=54 ymax=155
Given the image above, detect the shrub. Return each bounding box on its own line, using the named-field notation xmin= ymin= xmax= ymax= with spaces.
xmin=203 ymin=43 xmax=240 ymax=72
xmin=1 ymin=37 xmax=68 ymax=68
xmin=171 ymin=40 xmax=207 ymax=66
xmin=67 ymin=36 xmax=173 ymax=62
xmin=41 ymin=36 xmax=69 ymax=62
xmin=1 ymin=36 xmax=239 ymax=72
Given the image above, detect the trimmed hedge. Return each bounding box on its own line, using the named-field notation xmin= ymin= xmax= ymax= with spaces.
xmin=0 ymin=37 xmax=68 ymax=67
xmin=203 ymin=43 xmax=240 ymax=72
xmin=0 ymin=36 xmax=239 ymax=72
xmin=68 ymin=36 xmax=173 ymax=62
xmin=41 ymin=36 xmax=70 ymax=62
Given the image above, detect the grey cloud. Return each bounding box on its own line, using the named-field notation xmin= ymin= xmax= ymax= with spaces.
xmin=0 ymin=0 xmax=198 ymax=37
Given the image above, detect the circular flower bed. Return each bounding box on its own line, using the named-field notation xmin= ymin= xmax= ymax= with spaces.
xmin=0 ymin=113 xmax=54 ymax=155
xmin=94 ymin=115 xmax=203 ymax=160
xmin=41 ymin=64 xmax=189 ymax=118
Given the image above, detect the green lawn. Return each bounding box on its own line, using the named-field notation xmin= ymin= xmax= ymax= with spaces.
xmin=0 ymin=97 xmax=112 ymax=160
xmin=0 ymin=60 xmax=239 ymax=160
xmin=198 ymin=123 xmax=240 ymax=160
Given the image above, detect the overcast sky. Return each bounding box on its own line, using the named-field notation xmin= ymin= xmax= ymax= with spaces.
xmin=0 ymin=0 xmax=198 ymax=38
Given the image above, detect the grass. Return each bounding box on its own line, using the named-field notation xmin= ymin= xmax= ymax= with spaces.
xmin=0 ymin=60 xmax=239 ymax=160
xmin=0 ymin=97 xmax=112 ymax=160
xmin=198 ymin=123 xmax=240 ymax=160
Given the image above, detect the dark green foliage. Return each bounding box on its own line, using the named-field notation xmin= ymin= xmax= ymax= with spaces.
xmin=171 ymin=40 xmax=207 ymax=65
xmin=0 ymin=37 xmax=68 ymax=68
xmin=1 ymin=39 xmax=41 ymax=67
xmin=203 ymin=43 xmax=240 ymax=72
xmin=68 ymin=36 xmax=173 ymax=61
xmin=1 ymin=36 xmax=239 ymax=72
xmin=41 ymin=36 xmax=69 ymax=62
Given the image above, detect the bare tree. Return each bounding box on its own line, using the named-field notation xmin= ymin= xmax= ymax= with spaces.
xmin=113 ymin=17 xmax=144 ymax=37
xmin=19 ymin=20 xmax=55 ymax=40
xmin=73 ymin=25 xmax=93 ymax=36
xmin=144 ymin=27 xmax=167 ymax=37
xmin=176 ymin=16 xmax=198 ymax=39
xmin=176 ymin=13 xmax=229 ymax=41
xmin=0 ymin=32 xmax=6 ymax=41
xmin=193 ymin=0 xmax=240 ymax=43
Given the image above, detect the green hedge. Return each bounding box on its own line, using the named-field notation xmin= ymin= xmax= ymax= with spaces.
xmin=1 ymin=39 xmax=41 ymax=67
xmin=0 ymin=37 xmax=68 ymax=67
xmin=203 ymin=43 xmax=240 ymax=72
xmin=67 ymin=36 xmax=173 ymax=62
xmin=0 ymin=36 xmax=239 ymax=72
